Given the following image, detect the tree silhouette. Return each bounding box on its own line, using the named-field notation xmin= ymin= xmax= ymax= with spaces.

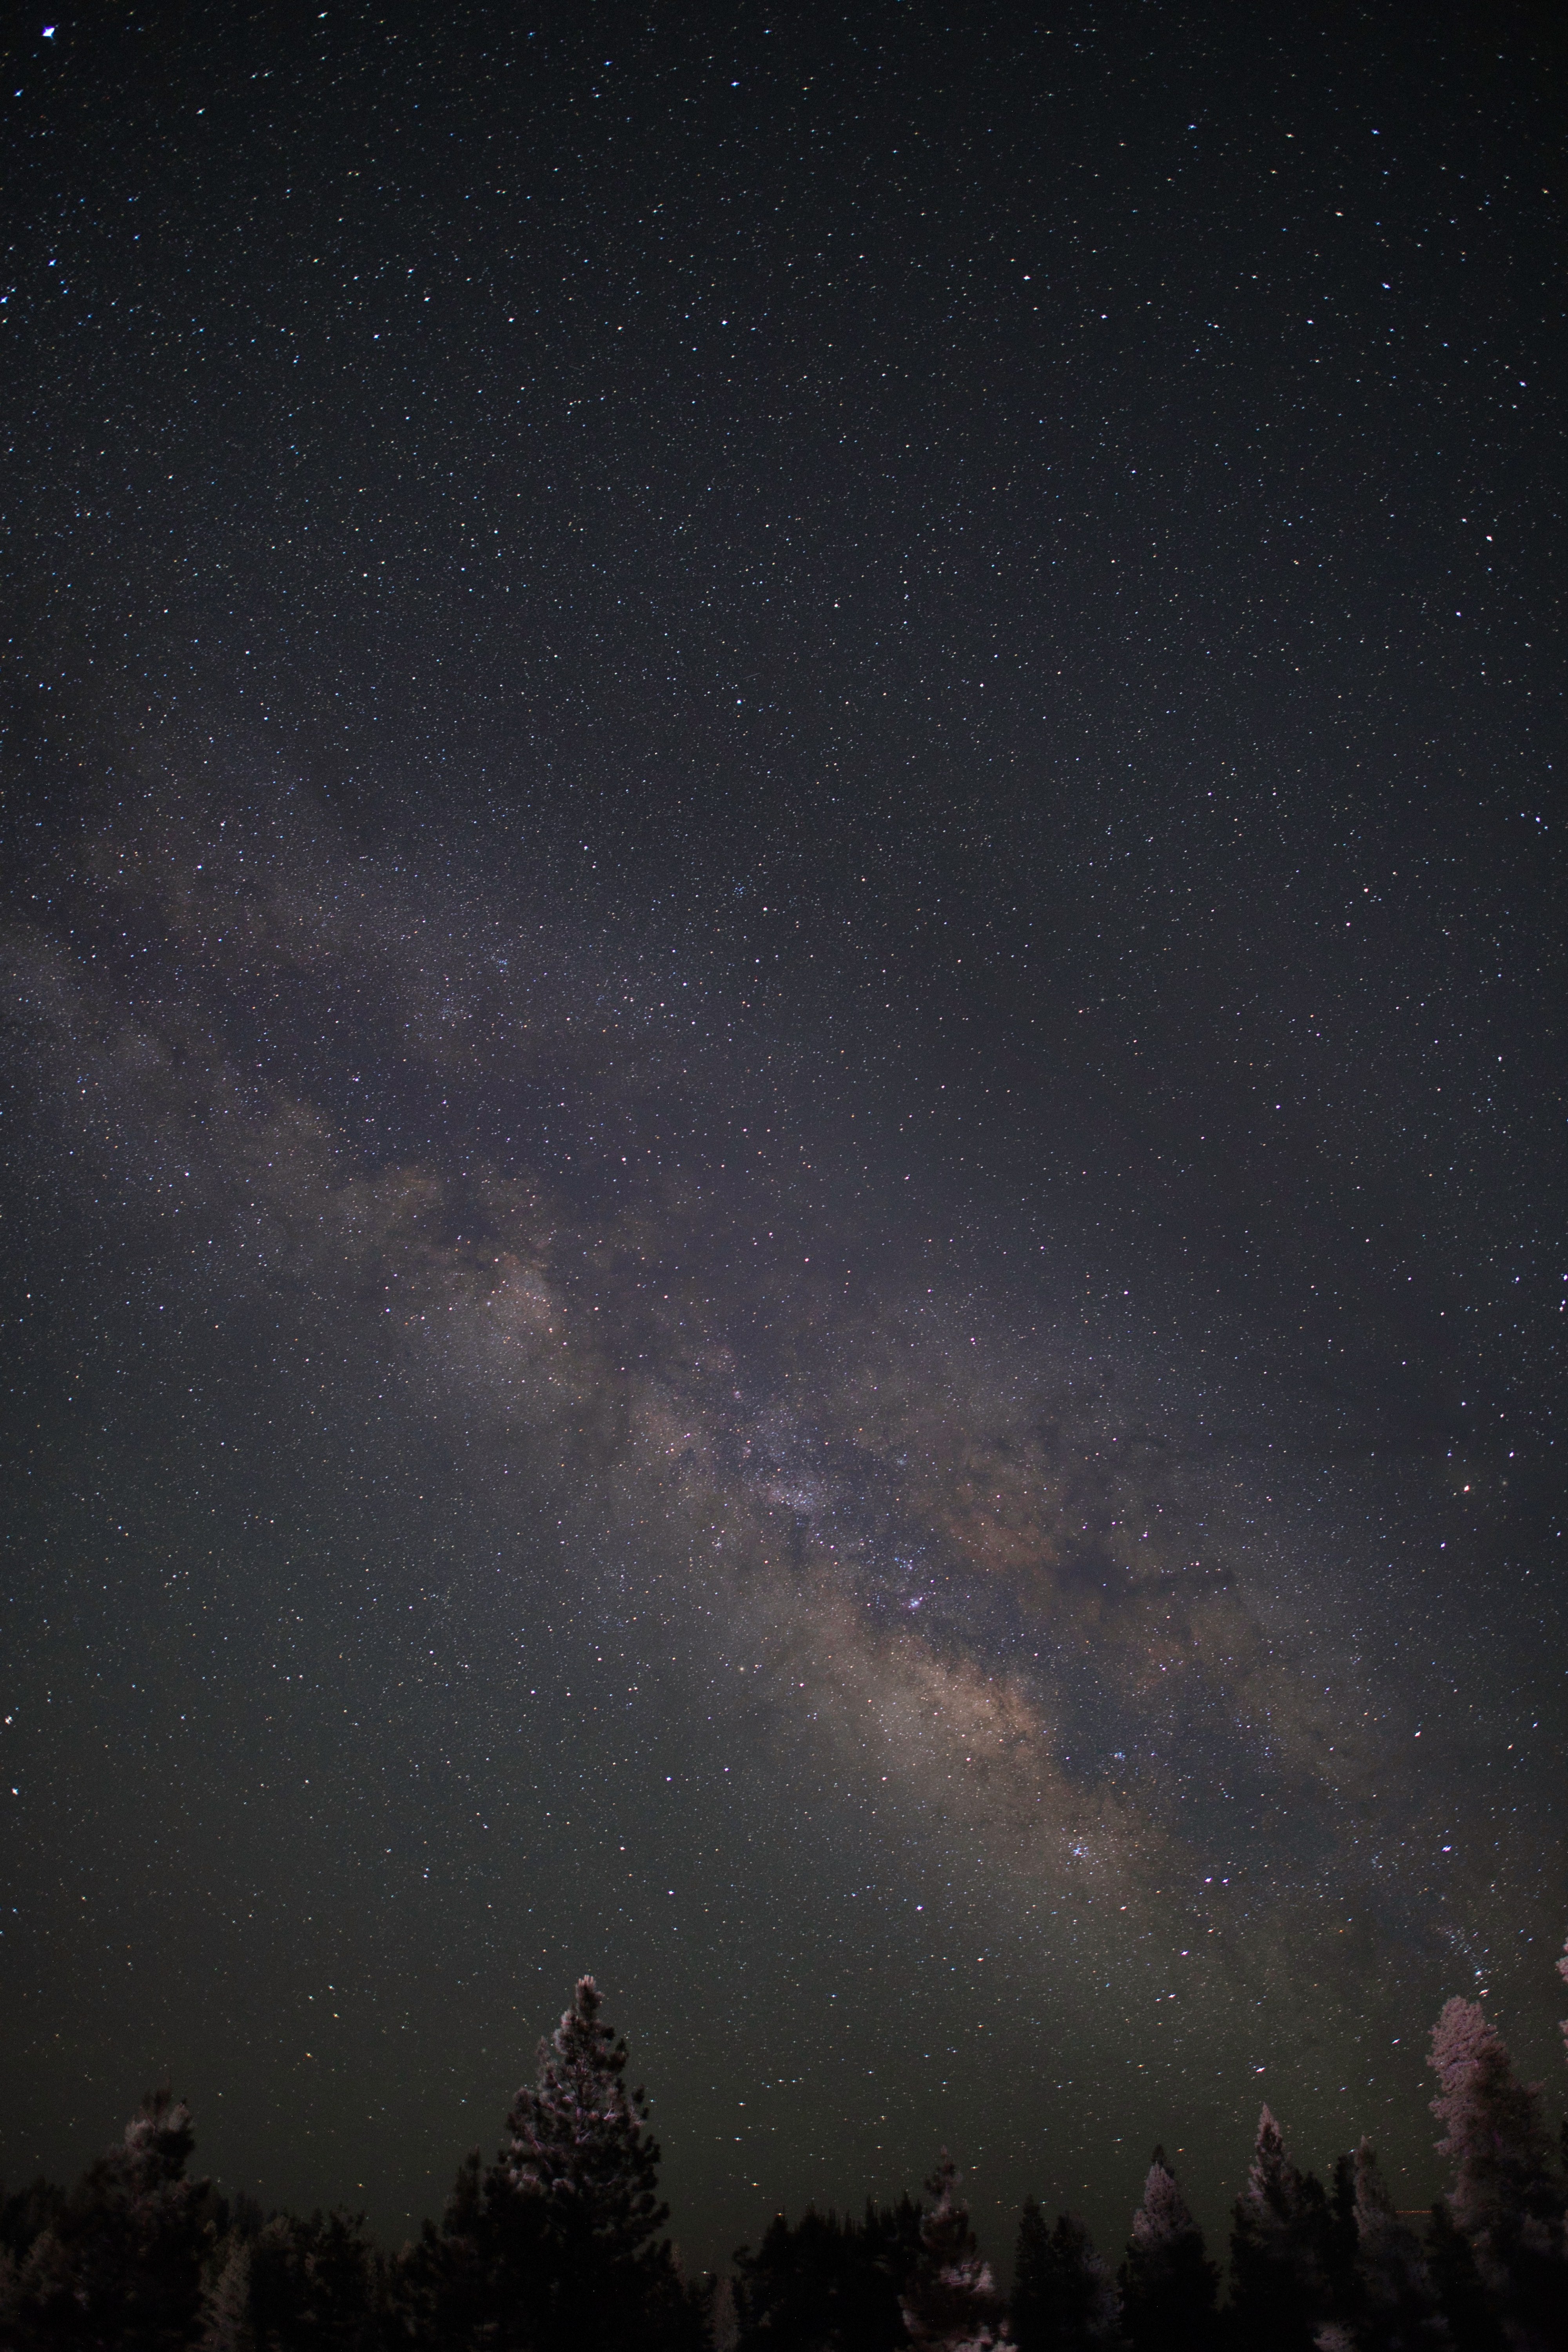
xmin=400 ymin=1975 xmax=709 ymax=2352
xmin=1345 ymin=2138 xmax=1444 ymax=2352
xmin=899 ymin=2151 xmax=1006 ymax=2352
xmin=1119 ymin=2150 xmax=1218 ymax=2352
xmin=0 ymin=2090 xmax=225 ymax=2349
xmin=1425 ymin=2201 xmax=1504 ymax=2352
xmin=1011 ymin=2200 xmax=1120 ymax=2350
xmin=732 ymin=2197 xmax=924 ymax=2350
xmin=1428 ymin=1997 xmax=1566 ymax=2351
xmin=1227 ymin=2106 xmax=1336 ymax=2350
xmin=198 ymin=2236 xmax=254 ymax=2352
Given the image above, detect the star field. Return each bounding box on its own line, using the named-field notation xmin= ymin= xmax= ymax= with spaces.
xmin=2 ymin=0 xmax=1564 ymax=2281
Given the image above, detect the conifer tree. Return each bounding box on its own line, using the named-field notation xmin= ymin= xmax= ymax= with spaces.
xmin=1227 ymin=2105 xmax=1334 ymax=2350
xmin=199 ymin=2235 xmax=256 ymax=2352
xmin=0 ymin=2177 xmax=66 ymax=2270
xmin=1428 ymin=1997 xmax=1566 ymax=2348
xmin=502 ymin=1976 xmax=665 ymax=2243
xmin=247 ymin=2207 xmax=384 ymax=2346
xmin=501 ymin=1971 xmax=708 ymax=2349
xmin=401 ymin=1974 xmax=710 ymax=2352
xmin=1327 ymin=2151 xmax=1363 ymax=2324
xmin=711 ymin=2271 xmax=739 ymax=2352
xmin=1011 ymin=2200 xmax=1120 ymax=2350
xmin=1424 ymin=2203 xmax=1505 ymax=2352
xmin=1346 ymin=2137 xmax=1446 ymax=2350
xmin=1012 ymin=2200 xmax=1051 ymax=2350
xmin=0 ymin=2176 xmax=65 ymax=2336
xmin=0 ymin=2089 xmax=225 ymax=2348
xmin=899 ymin=2151 xmax=1007 ymax=2352
xmin=732 ymin=2198 xmax=924 ymax=2351
xmin=1118 ymin=2151 xmax=1218 ymax=2352
xmin=394 ymin=2145 xmax=492 ymax=2348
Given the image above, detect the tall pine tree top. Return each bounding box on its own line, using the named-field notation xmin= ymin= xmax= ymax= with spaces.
xmin=1242 ymin=2106 xmax=1306 ymax=2225
xmin=1228 ymin=2106 xmax=1334 ymax=2351
xmin=503 ymin=1975 xmax=669 ymax=2260
xmin=1428 ymin=1998 xmax=1559 ymax=2248
xmin=1128 ymin=2157 xmax=1199 ymax=2261
xmin=900 ymin=2151 xmax=1006 ymax=2352
xmin=1428 ymin=1994 xmax=1566 ymax=2340
xmin=120 ymin=2092 xmax=198 ymax=2195
xmin=0 ymin=2090 xmax=220 ymax=2352
xmin=1121 ymin=2153 xmax=1218 ymax=2352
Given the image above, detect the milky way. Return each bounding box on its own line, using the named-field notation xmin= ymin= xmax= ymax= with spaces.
xmin=7 ymin=766 xmax=1557 ymax=2261
xmin=3 ymin=0 xmax=1563 ymax=2276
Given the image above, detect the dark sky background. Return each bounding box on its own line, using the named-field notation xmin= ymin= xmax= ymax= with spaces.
xmin=2 ymin=0 xmax=1565 ymax=2284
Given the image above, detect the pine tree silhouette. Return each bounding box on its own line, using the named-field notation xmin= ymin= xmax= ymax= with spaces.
xmin=1327 ymin=2151 xmax=1362 ymax=2324
xmin=396 ymin=2145 xmax=494 ymax=2348
xmin=1425 ymin=2202 xmax=1505 ymax=2352
xmin=1227 ymin=2106 xmax=1335 ymax=2350
xmin=1346 ymin=2137 xmax=1445 ymax=2351
xmin=1011 ymin=2200 xmax=1120 ymax=2350
xmin=1428 ymin=1997 xmax=1567 ymax=2350
xmin=899 ymin=2151 xmax=1007 ymax=2352
xmin=400 ymin=1974 xmax=710 ymax=2352
xmin=502 ymin=1975 xmax=666 ymax=2247
xmin=247 ymin=2206 xmax=384 ymax=2346
xmin=1119 ymin=2151 xmax=1218 ymax=2352
xmin=198 ymin=2236 xmax=255 ymax=2352
xmin=0 ymin=2089 xmax=225 ymax=2349
xmin=732 ymin=2198 xmax=924 ymax=2351
xmin=0 ymin=2177 xmax=66 ymax=2271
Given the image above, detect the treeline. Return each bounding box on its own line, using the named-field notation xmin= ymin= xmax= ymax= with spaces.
xmin=4 ymin=1955 xmax=1568 ymax=2350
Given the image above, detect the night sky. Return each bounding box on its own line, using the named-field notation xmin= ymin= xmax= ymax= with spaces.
xmin=3 ymin=0 xmax=1565 ymax=2284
